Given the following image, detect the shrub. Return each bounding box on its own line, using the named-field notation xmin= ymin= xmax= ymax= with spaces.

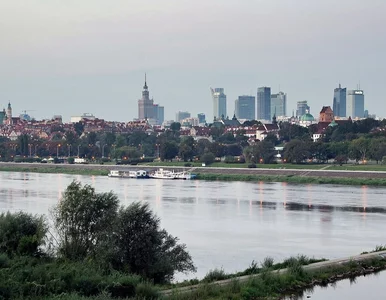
xmin=184 ymin=162 xmax=192 ymax=167
xmin=67 ymin=157 xmax=75 ymax=164
xmin=203 ymin=268 xmax=227 ymax=282
xmin=248 ymin=163 xmax=256 ymax=168
xmin=135 ymin=282 xmax=159 ymax=299
xmin=0 ymin=212 xmax=47 ymax=257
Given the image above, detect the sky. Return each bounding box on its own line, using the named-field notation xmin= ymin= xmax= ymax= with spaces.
xmin=0 ymin=0 xmax=385 ymax=122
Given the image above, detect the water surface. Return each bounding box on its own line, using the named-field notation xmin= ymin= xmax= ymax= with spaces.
xmin=0 ymin=171 xmax=385 ymax=281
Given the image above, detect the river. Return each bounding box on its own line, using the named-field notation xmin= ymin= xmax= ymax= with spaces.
xmin=0 ymin=171 xmax=385 ymax=283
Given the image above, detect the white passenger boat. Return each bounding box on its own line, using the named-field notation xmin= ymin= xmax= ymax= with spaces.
xmin=150 ymin=168 xmax=176 ymax=180
xmin=108 ymin=170 xmax=149 ymax=179
xmin=108 ymin=170 xmax=124 ymax=178
xmin=174 ymin=172 xmax=193 ymax=180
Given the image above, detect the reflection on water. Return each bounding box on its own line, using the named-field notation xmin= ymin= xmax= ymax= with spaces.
xmin=290 ymin=270 xmax=386 ymax=300
xmin=1 ymin=171 xmax=386 ymax=281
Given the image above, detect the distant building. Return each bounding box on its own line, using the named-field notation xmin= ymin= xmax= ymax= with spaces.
xmin=6 ymin=102 xmax=12 ymax=125
xmin=153 ymin=104 xmax=164 ymax=125
xmin=296 ymin=101 xmax=310 ymax=118
xmin=176 ymin=111 xmax=191 ymax=122
xmin=299 ymin=110 xmax=315 ymax=127
xmin=138 ymin=75 xmax=155 ymax=120
xmin=271 ymin=92 xmax=287 ymax=119
xmin=333 ymin=84 xmax=346 ymax=117
xmin=235 ymin=95 xmax=255 ymax=120
xmin=0 ymin=108 xmax=6 ymax=124
xmin=181 ymin=117 xmax=199 ymax=127
xmin=71 ymin=113 xmax=96 ymax=123
xmin=347 ymin=90 xmax=365 ymax=118
xmin=197 ymin=113 xmax=206 ymax=124
xmin=211 ymin=88 xmax=227 ymax=120
xmin=319 ymin=106 xmax=334 ymax=123
xmin=257 ymin=87 xmax=271 ymax=121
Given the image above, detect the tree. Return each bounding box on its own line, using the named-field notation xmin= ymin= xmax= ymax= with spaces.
xmin=87 ymin=132 xmax=97 ymax=146
xmin=349 ymin=137 xmax=370 ymax=162
xmin=73 ymin=122 xmax=84 ymax=136
xmin=65 ymin=131 xmax=78 ymax=146
xmin=369 ymin=138 xmax=386 ymax=164
xmin=111 ymin=203 xmax=196 ymax=283
xmin=179 ymin=136 xmax=195 ymax=162
xmin=200 ymin=152 xmax=215 ymax=165
xmin=160 ymin=141 xmax=179 ymax=161
xmin=114 ymin=146 xmax=142 ymax=160
xmin=244 ymin=141 xmax=275 ymax=164
xmin=170 ymin=122 xmax=181 ymax=132
xmin=225 ymin=144 xmax=243 ymax=156
xmin=196 ymin=139 xmax=212 ymax=156
xmin=52 ymin=181 xmax=119 ymax=260
xmin=18 ymin=134 xmax=29 ymax=156
xmin=283 ymin=139 xmax=311 ymax=163
xmin=0 ymin=212 xmax=47 ymax=257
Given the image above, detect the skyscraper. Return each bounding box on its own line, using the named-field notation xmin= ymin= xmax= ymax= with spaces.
xmin=176 ymin=111 xmax=191 ymax=122
xmin=333 ymin=84 xmax=347 ymax=117
xmin=296 ymin=101 xmax=310 ymax=117
xmin=257 ymin=87 xmax=271 ymax=121
xmin=270 ymin=92 xmax=287 ymax=119
xmin=235 ymin=95 xmax=255 ymax=120
xmin=153 ymin=104 xmax=164 ymax=125
xmin=138 ymin=75 xmax=154 ymax=120
xmin=347 ymin=90 xmax=365 ymax=118
xmin=197 ymin=113 xmax=206 ymax=124
xmin=211 ymin=88 xmax=227 ymax=120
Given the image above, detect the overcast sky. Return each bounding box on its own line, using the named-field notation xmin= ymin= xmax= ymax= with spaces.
xmin=1 ymin=0 xmax=385 ymax=122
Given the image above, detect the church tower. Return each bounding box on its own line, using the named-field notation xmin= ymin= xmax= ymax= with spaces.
xmin=6 ymin=102 xmax=12 ymax=125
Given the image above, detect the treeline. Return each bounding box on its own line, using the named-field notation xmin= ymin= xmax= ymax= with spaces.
xmin=1 ymin=118 xmax=385 ymax=165
xmin=0 ymin=181 xmax=195 ymax=299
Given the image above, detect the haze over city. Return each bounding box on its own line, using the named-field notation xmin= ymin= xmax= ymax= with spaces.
xmin=1 ymin=0 xmax=385 ymax=122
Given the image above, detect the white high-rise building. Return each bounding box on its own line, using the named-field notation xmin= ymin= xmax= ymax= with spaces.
xmin=211 ymin=88 xmax=227 ymax=120
xmin=347 ymin=90 xmax=365 ymax=118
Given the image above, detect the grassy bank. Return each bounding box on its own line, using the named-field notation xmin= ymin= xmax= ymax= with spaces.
xmin=0 ymin=166 xmax=109 ymax=176
xmin=2 ymin=165 xmax=386 ymax=186
xmin=195 ymin=173 xmax=386 ymax=186
xmin=166 ymin=256 xmax=386 ymax=300
xmin=1 ymin=253 xmax=385 ymax=300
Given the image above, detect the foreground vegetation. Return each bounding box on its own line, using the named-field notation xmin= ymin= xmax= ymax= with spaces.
xmin=1 ymin=181 xmax=386 ymax=299
xmin=0 ymin=182 xmax=195 ymax=299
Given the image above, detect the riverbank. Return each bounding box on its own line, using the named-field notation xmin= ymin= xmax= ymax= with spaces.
xmin=164 ymin=250 xmax=386 ymax=299
xmin=2 ymin=162 xmax=386 ymax=186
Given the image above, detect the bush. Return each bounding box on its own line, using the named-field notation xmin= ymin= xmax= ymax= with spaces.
xmin=248 ymin=163 xmax=257 ymax=168
xmin=135 ymin=282 xmax=159 ymax=299
xmin=203 ymin=268 xmax=227 ymax=282
xmin=184 ymin=162 xmax=192 ymax=167
xmin=0 ymin=212 xmax=47 ymax=257
xmin=67 ymin=157 xmax=75 ymax=164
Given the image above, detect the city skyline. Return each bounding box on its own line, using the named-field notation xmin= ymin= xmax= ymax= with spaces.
xmin=1 ymin=1 xmax=385 ymax=122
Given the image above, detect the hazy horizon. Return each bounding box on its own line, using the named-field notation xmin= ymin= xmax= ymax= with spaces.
xmin=1 ymin=0 xmax=385 ymax=122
